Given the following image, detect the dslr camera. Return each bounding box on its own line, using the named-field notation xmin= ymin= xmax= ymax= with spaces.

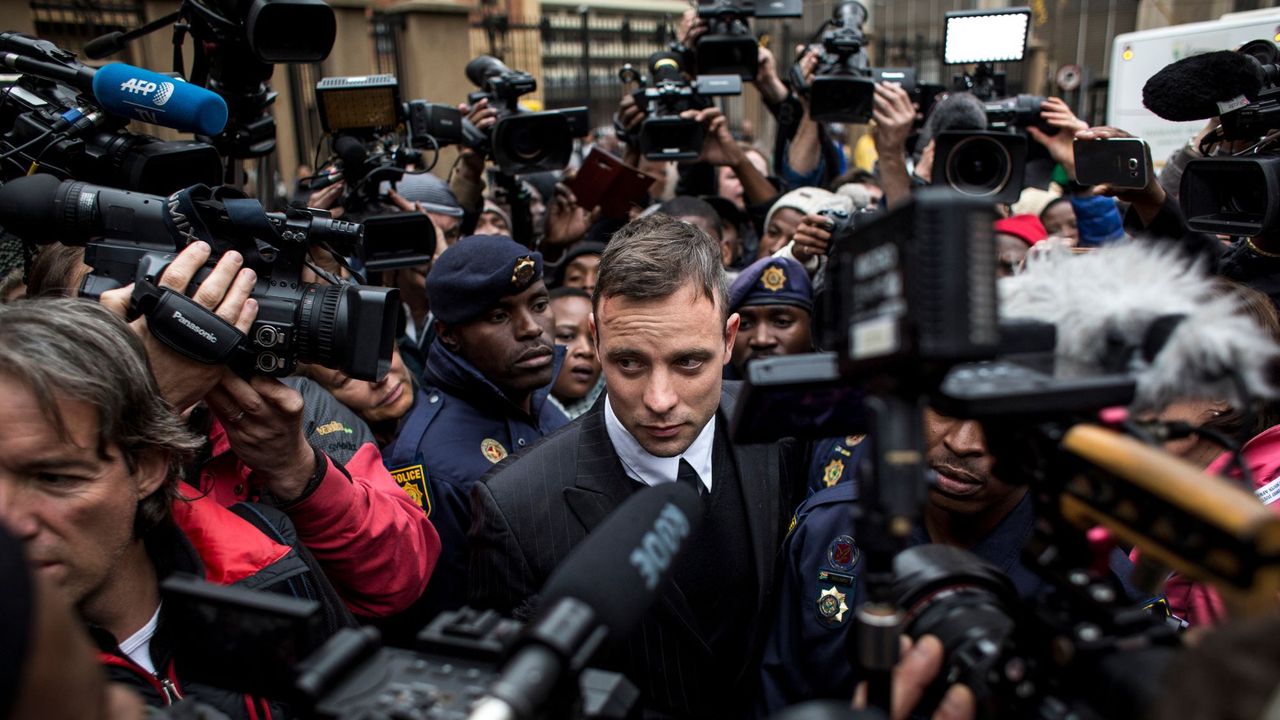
xmin=465 ymin=55 xmax=589 ymax=176
xmin=619 ymin=51 xmax=742 ymax=161
xmin=311 ymin=74 xmax=464 ymax=212
xmin=0 ymin=173 xmax=407 ymax=381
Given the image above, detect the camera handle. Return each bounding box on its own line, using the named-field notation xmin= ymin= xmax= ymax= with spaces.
xmin=849 ymin=392 xmax=930 ymax=714
xmin=130 ymin=265 xmax=247 ymax=366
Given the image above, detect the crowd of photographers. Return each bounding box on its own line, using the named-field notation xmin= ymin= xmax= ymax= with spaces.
xmin=6 ymin=2 xmax=1280 ymax=719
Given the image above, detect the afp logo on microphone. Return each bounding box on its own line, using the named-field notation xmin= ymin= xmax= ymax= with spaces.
xmin=119 ymin=77 xmax=175 ymax=107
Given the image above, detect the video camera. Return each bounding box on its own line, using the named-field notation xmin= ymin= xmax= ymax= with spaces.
xmin=734 ymin=190 xmax=1280 ymax=718
xmin=160 ymin=572 xmax=639 ymax=720
xmin=790 ymin=2 xmax=878 ymax=124
xmin=464 ymin=55 xmax=588 ymax=176
xmin=158 ymin=481 xmax=707 ymax=719
xmin=0 ymin=34 xmax=223 ymax=195
xmin=691 ymin=0 xmax=803 ymax=79
xmin=1144 ymin=39 xmax=1280 ymax=237
xmin=928 ymin=7 xmax=1037 ymax=203
xmin=619 ymin=51 xmax=742 ymax=161
xmin=0 ymin=173 xmax=427 ymax=381
xmin=309 ymin=74 xmax=464 ymax=212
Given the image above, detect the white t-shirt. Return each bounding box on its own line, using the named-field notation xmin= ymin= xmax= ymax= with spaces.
xmin=118 ymin=604 xmax=162 ymax=675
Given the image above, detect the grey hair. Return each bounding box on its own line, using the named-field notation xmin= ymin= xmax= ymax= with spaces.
xmin=0 ymin=299 xmax=203 ymax=535
xmin=593 ymin=213 xmax=728 ymax=318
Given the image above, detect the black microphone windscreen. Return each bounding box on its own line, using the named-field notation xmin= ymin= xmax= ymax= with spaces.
xmin=333 ymin=135 xmax=367 ymax=171
xmin=83 ymin=31 xmax=125 ymax=60
xmin=539 ymin=482 xmax=703 ymax=644
xmin=1142 ymin=51 xmax=1263 ymax=122
xmin=0 ymin=173 xmax=63 ymax=243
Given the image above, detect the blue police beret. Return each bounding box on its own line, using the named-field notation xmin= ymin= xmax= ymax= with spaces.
xmin=427 ymin=235 xmax=543 ymax=324
xmin=728 ymin=257 xmax=812 ymax=314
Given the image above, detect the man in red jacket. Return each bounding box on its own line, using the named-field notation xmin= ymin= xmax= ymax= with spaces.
xmin=99 ymin=241 xmax=440 ymax=619
xmin=0 ymin=299 xmax=356 ymax=718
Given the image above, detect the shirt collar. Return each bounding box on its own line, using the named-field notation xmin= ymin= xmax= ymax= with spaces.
xmin=604 ymin=395 xmax=716 ymax=492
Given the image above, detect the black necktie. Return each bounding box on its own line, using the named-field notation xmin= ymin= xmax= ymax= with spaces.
xmin=677 ymin=458 xmax=708 ymax=499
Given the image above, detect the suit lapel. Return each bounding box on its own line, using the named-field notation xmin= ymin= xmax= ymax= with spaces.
xmin=563 ymin=399 xmax=634 ymax=532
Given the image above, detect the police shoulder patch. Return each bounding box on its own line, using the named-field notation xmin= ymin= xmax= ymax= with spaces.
xmin=822 ymin=458 xmax=845 ymax=488
xmin=389 ymin=463 xmax=432 ymax=517
xmin=816 ymin=584 xmax=851 ymax=627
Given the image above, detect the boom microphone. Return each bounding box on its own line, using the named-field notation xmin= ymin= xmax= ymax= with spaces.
xmin=1142 ymin=50 xmax=1274 ymax=122
xmin=999 ymin=243 xmax=1280 ymax=411
xmin=468 ymin=482 xmax=704 ymax=720
xmin=92 ymin=64 xmax=229 ymax=136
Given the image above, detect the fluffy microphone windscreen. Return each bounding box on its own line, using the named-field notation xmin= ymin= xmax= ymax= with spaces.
xmin=1142 ymin=51 xmax=1263 ymax=122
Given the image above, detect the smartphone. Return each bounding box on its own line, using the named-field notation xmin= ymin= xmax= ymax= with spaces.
xmin=1073 ymin=138 xmax=1151 ymax=189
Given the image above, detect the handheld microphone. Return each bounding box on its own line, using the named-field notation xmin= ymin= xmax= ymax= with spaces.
xmin=91 ymin=63 xmax=228 ymax=136
xmin=1142 ymin=50 xmax=1273 ymax=122
xmin=468 ymin=482 xmax=704 ymax=720
xmin=999 ymin=243 xmax=1280 ymax=412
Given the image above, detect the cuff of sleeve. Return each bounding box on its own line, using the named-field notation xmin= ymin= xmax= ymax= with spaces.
xmin=276 ymin=446 xmax=347 ymax=513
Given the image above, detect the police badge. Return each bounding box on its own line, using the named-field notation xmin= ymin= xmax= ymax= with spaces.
xmin=512 ymin=256 xmax=536 ymax=287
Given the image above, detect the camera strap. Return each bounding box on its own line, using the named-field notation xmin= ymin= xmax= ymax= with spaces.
xmin=164 ymin=184 xmax=276 ymax=268
xmin=131 ymin=276 xmax=246 ymax=365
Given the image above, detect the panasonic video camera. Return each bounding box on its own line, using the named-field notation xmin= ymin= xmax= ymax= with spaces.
xmin=0 ymin=173 xmax=409 ymax=381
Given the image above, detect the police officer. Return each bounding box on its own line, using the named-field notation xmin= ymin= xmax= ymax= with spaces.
xmin=383 ymin=235 xmax=569 ymax=616
xmin=728 ymin=256 xmax=866 ymax=495
xmin=757 ymin=409 xmax=1148 ymax=713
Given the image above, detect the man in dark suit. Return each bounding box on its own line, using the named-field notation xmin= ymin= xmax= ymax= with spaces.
xmin=469 ymin=214 xmax=804 ymax=719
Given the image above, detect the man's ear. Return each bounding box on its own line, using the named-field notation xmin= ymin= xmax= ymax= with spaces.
xmin=589 ymin=312 xmax=600 ymax=359
xmin=723 ymin=312 xmax=740 ymax=364
xmin=134 ymin=451 xmax=169 ymax=503
xmin=436 ymin=320 xmax=461 ymax=353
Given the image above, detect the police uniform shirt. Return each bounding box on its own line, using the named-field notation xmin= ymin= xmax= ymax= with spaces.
xmin=604 ymin=395 xmax=715 ymax=493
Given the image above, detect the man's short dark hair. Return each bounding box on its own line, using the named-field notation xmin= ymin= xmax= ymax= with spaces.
xmin=1039 ymin=196 xmax=1071 ymax=225
xmin=594 ymin=214 xmax=728 ymax=319
xmin=550 ymin=286 xmax=591 ymax=302
xmin=657 ymin=196 xmax=723 ymax=241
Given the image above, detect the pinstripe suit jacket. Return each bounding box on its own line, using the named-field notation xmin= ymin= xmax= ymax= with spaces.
xmin=467 ymin=384 xmax=801 ymax=719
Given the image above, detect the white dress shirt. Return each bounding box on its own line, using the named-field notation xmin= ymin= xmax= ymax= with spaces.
xmin=604 ymin=396 xmax=715 ymax=493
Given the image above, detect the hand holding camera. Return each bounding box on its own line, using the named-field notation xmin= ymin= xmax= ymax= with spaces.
xmin=791 ymin=214 xmax=838 ymax=264
xmin=1025 ymin=97 xmax=1087 ymax=177
xmin=98 ymin=241 xmax=258 ymax=412
xmin=205 ymin=373 xmax=317 ymax=503
xmin=852 ymin=636 xmax=977 ymax=720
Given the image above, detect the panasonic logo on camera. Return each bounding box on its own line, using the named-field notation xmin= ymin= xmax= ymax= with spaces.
xmin=173 ymin=311 xmax=218 ymax=344
xmin=119 ymin=78 xmax=174 ymax=107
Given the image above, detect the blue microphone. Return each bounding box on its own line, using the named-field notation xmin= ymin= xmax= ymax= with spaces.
xmin=91 ymin=63 xmax=228 ymax=136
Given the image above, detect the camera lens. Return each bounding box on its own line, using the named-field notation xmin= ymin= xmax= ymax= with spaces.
xmin=946 ymin=135 xmax=1013 ymax=198
xmin=505 ymin=120 xmax=544 ymax=162
xmin=295 ymin=283 xmax=399 ymax=381
xmin=893 ymin=545 xmax=1020 ymax=714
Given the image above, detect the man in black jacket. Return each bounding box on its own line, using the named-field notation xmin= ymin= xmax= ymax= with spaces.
xmin=469 ymin=214 xmax=805 ymax=719
xmin=0 ymin=299 xmax=351 ymax=719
